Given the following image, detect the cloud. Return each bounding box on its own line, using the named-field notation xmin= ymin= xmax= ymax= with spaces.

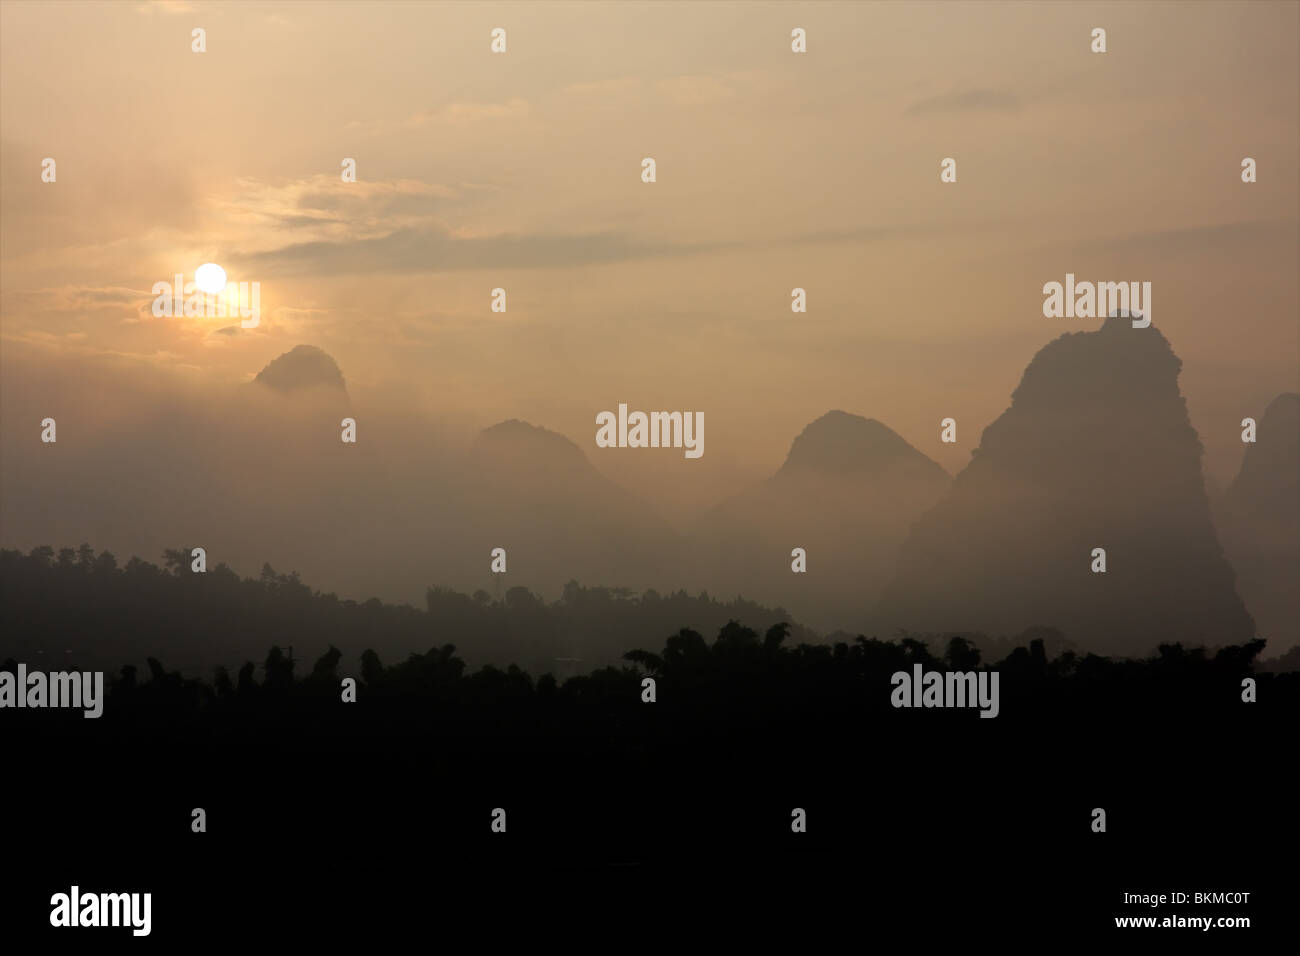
xmin=566 ymin=73 xmax=755 ymax=109
xmin=292 ymin=178 xmax=457 ymax=217
xmin=343 ymin=98 xmax=530 ymax=137
xmin=15 ymin=286 xmax=152 ymax=308
xmin=225 ymin=214 xmax=980 ymax=279
xmin=201 ymin=175 xmax=464 ymax=249
xmin=1 ymin=286 xmax=155 ymax=327
xmin=778 ymin=224 xmax=953 ymax=246
xmin=656 ymin=75 xmax=736 ymax=107
xmin=1052 ymin=219 xmax=1299 ymax=256
xmin=228 ymin=226 xmax=727 ymax=277
xmin=562 ymin=76 xmax=644 ymax=98
xmin=273 ymin=214 xmax=340 ymax=229
xmin=135 ymin=0 xmax=196 ymax=14
xmin=5 ymin=329 xmax=88 ymax=346
xmin=905 ymin=90 xmax=1020 ymax=116
xmin=1 ymin=138 xmax=201 ymax=258
xmin=422 ymin=98 xmax=529 ymax=125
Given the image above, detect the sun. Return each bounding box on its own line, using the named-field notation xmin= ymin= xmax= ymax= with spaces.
xmin=194 ymin=262 xmax=227 ymax=295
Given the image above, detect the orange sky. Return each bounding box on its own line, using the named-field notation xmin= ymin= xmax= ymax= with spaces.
xmin=3 ymin=0 xmax=1297 ymax=521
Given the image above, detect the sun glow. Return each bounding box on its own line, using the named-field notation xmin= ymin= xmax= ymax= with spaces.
xmin=194 ymin=263 xmax=227 ymax=295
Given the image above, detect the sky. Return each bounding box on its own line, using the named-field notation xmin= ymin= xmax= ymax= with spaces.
xmin=2 ymin=0 xmax=1297 ymax=527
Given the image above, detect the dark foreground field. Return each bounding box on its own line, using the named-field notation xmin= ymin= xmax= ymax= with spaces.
xmin=4 ymin=627 xmax=1294 ymax=945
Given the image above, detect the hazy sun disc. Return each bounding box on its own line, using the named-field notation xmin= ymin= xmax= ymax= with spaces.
xmin=195 ymin=263 xmax=227 ymax=295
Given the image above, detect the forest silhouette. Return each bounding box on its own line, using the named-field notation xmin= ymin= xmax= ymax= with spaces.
xmin=6 ymin=329 xmax=1295 ymax=655
xmin=8 ymin=542 xmax=1296 ymax=688
xmin=4 ymin=541 xmax=1295 ymax=732
xmin=4 ymin=541 xmax=1295 ymax=941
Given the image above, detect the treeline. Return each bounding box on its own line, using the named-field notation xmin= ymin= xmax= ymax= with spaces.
xmin=4 ymin=546 xmax=1297 ymax=739
xmin=4 ymin=616 xmax=1295 ymax=735
xmin=0 ymin=545 xmax=804 ymax=676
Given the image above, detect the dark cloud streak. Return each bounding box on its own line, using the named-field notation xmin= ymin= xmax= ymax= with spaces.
xmin=905 ymin=89 xmax=1020 ymax=116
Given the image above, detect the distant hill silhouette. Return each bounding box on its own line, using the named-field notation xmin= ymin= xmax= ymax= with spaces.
xmin=474 ymin=419 xmax=602 ymax=478
xmin=693 ymin=411 xmax=949 ymax=631
xmin=878 ymin=316 xmax=1255 ymax=656
xmin=253 ymin=344 xmax=348 ymax=394
xmin=459 ymin=419 xmax=683 ymax=608
xmin=0 ymin=545 xmax=800 ymax=678
xmin=4 ymin=340 xmax=1286 ymax=647
xmin=1216 ymin=393 xmax=1300 ymax=652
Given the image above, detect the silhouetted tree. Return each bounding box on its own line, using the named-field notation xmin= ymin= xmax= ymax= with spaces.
xmin=361 ymin=649 xmax=384 ymax=687
xmin=764 ymin=622 xmax=790 ymax=652
xmin=237 ymin=661 xmax=257 ymax=697
xmin=312 ymin=645 xmax=342 ymax=680
xmin=945 ymin=636 xmax=980 ymax=670
xmin=263 ymin=646 xmax=295 ymax=692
